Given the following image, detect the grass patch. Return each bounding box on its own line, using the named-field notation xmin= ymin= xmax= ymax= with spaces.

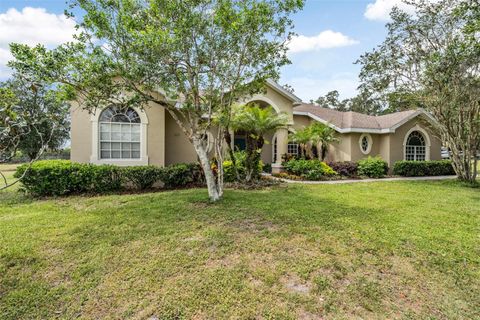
xmin=0 ymin=173 xmax=479 ymax=318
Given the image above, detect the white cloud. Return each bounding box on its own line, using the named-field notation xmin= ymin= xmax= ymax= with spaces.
xmin=288 ymin=30 xmax=359 ymax=54
xmin=364 ymin=0 xmax=416 ymax=21
xmin=0 ymin=7 xmax=77 ymax=79
xmin=0 ymin=48 xmax=13 ymax=78
xmin=284 ymin=73 xmax=359 ymax=102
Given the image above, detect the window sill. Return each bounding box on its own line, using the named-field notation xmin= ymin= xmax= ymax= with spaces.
xmin=90 ymin=157 xmax=149 ymax=166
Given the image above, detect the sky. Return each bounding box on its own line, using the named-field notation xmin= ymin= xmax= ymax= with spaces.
xmin=0 ymin=0 xmax=410 ymax=101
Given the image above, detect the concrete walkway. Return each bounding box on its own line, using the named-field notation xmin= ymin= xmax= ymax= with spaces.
xmin=265 ymin=174 xmax=458 ymax=185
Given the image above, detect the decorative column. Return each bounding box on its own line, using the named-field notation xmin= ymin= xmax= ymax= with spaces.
xmin=272 ymin=127 xmax=288 ymax=174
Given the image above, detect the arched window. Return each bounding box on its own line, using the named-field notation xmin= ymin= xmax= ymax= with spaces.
xmin=99 ymin=106 xmax=141 ymax=159
xmin=405 ymin=131 xmax=426 ymax=161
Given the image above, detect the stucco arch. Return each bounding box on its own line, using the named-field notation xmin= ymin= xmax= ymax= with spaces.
xmin=402 ymin=125 xmax=431 ymax=160
xmin=244 ymin=96 xmax=282 ymax=114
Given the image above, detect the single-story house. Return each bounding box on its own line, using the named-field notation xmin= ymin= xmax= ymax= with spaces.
xmin=70 ymin=80 xmax=442 ymax=172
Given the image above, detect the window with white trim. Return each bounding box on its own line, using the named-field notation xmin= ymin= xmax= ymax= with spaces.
xmin=287 ymin=141 xmax=299 ymax=156
xmin=405 ymin=131 xmax=426 ymax=161
xmin=99 ymin=106 xmax=141 ymax=159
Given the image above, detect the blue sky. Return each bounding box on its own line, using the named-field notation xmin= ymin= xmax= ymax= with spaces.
xmin=0 ymin=0 xmax=406 ymax=101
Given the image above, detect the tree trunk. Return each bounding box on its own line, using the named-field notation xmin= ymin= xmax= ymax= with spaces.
xmin=192 ymin=137 xmax=222 ymax=202
xmin=223 ymin=129 xmax=240 ymax=181
xmin=446 ymin=135 xmax=478 ymax=185
xmin=321 ymin=144 xmax=327 ymax=161
xmin=244 ymin=134 xmax=256 ymax=183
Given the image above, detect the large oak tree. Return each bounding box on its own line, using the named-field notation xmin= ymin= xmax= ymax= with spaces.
xmin=357 ymin=0 xmax=479 ymax=183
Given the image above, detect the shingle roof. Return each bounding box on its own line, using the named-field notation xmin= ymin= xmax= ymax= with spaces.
xmin=293 ymin=103 xmax=420 ymax=132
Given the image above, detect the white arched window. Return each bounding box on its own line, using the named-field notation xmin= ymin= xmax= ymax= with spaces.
xmin=91 ymin=105 xmax=148 ymax=165
xmin=405 ymin=130 xmax=426 ymax=161
xmin=99 ymin=106 xmax=141 ymax=159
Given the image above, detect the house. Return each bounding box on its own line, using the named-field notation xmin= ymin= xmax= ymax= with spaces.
xmin=70 ymin=80 xmax=442 ymax=172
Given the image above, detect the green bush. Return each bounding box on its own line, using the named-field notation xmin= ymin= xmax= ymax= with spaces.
xmin=123 ymin=166 xmax=162 ymax=190
xmin=223 ymin=151 xmax=263 ymax=183
xmin=357 ymin=156 xmax=388 ymax=178
xmin=393 ymin=160 xmax=455 ymax=177
xmin=283 ymin=159 xmax=336 ymax=180
xmin=15 ymin=160 xmax=98 ymax=196
xmin=159 ymin=163 xmax=204 ymax=188
xmin=90 ymin=164 xmax=124 ymax=193
xmin=15 ymin=160 xmax=205 ymax=196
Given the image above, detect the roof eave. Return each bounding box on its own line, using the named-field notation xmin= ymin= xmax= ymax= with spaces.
xmin=293 ymin=108 xmax=438 ymax=134
xmin=266 ymin=79 xmax=303 ymax=103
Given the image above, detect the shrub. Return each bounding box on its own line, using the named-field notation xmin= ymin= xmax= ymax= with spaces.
xmin=159 ymin=163 xmax=204 ymax=188
xmin=283 ymin=159 xmax=336 ymax=180
xmin=90 ymin=164 xmax=124 ymax=193
xmin=393 ymin=160 xmax=455 ymax=177
xmin=327 ymin=161 xmax=358 ymax=177
xmin=223 ymin=151 xmax=263 ymax=183
xmin=14 ymin=160 xmax=94 ymax=196
xmin=263 ymin=163 xmax=272 ymax=174
xmin=15 ymin=160 xmax=205 ymax=196
xmin=357 ymin=156 xmax=388 ymax=178
xmin=123 ymin=166 xmax=162 ymax=190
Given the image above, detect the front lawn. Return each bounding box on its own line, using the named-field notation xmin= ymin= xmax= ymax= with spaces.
xmin=0 ymin=174 xmax=479 ymax=319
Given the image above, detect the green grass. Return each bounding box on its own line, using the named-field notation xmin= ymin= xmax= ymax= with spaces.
xmin=0 ymin=165 xmax=479 ymax=319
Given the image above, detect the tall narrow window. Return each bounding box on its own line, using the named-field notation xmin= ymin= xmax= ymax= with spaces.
xmin=99 ymin=106 xmax=141 ymax=159
xmin=272 ymin=136 xmax=278 ymax=163
xmin=405 ymin=131 xmax=426 ymax=161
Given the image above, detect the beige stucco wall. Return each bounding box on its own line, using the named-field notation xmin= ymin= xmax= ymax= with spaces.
xmin=292 ymin=114 xmax=313 ymax=131
xmin=348 ymin=133 xmax=382 ymax=162
xmin=164 ymin=112 xmax=198 ymax=165
xmin=70 ymin=102 xmax=92 ymax=163
xmin=145 ymin=103 xmax=166 ymax=166
xmin=325 ymin=133 xmax=351 ymax=162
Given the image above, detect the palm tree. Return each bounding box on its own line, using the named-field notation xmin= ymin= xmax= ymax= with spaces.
xmin=231 ymin=103 xmax=289 ymax=182
xmin=289 ymin=128 xmax=312 ymax=159
xmin=310 ymin=122 xmax=339 ymax=161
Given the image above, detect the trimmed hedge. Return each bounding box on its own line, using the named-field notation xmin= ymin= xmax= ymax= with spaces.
xmin=393 ymin=160 xmax=455 ymax=177
xmin=14 ymin=160 xmax=204 ymax=196
xmin=123 ymin=166 xmax=162 ymax=190
xmin=357 ymin=156 xmax=389 ymax=178
xmin=327 ymin=161 xmax=358 ymax=177
xmin=284 ymin=159 xmax=337 ymax=180
xmin=160 ymin=163 xmax=205 ymax=188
